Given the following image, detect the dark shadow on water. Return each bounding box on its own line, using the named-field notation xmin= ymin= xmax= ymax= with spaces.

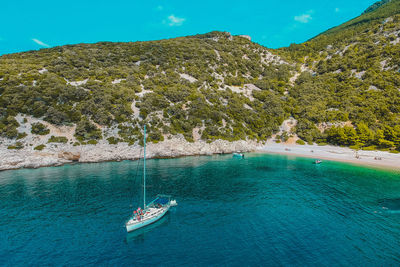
xmin=254 ymin=166 xmax=273 ymax=172
xmin=125 ymin=213 xmax=171 ymax=244
xmin=378 ymin=198 xmax=400 ymax=211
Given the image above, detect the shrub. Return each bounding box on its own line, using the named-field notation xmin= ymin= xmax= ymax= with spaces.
xmin=75 ymin=118 xmax=102 ymax=141
xmin=281 ymin=132 xmax=289 ymax=142
xmin=44 ymin=107 xmax=69 ymax=125
xmin=73 ymin=142 xmax=80 ymax=146
xmin=87 ymin=140 xmax=98 ymax=145
xmin=296 ymin=139 xmax=306 ymax=145
xmin=128 ymin=140 xmax=135 ymax=146
xmin=118 ymin=125 xmax=139 ymax=144
xmin=48 ymin=136 xmax=68 ymax=143
xmin=34 ymin=144 xmax=46 ymax=151
xmin=31 ymin=122 xmax=50 ymax=135
xmin=3 ymin=127 xmax=19 ymax=139
xmin=107 ymin=137 xmax=121 ymax=144
xmin=8 ymin=142 xmax=24 ymax=149
xmin=17 ymin=132 xmax=28 ymax=140
xmin=148 ymin=130 xmax=164 ymax=143
xmin=0 ymin=116 xmax=20 ymax=139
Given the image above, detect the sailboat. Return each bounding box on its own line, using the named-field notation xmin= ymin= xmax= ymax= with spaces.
xmin=125 ymin=125 xmax=177 ymax=232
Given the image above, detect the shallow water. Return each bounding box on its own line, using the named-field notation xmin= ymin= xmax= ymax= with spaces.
xmin=1 ymin=153 xmax=400 ymax=266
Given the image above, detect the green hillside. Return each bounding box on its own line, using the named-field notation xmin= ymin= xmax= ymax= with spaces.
xmin=0 ymin=32 xmax=293 ymax=144
xmin=279 ymin=0 xmax=400 ymax=150
xmin=1 ymin=1 xmax=400 ymax=151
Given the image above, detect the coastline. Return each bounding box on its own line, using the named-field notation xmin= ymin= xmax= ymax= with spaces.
xmin=1 ymin=136 xmax=400 ymax=172
xmin=0 ymin=136 xmax=258 ymax=171
xmin=257 ymin=141 xmax=400 ymax=171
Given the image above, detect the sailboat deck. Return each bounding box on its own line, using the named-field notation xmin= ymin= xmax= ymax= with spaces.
xmin=127 ymin=205 xmax=168 ymax=225
xmin=144 ymin=207 xmax=166 ymax=219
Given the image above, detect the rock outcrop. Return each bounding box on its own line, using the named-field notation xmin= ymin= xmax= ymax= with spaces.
xmin=58 ymin=152 xmax=81 ymax=161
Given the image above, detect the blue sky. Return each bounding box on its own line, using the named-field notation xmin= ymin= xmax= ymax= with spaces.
xmin=0 ymin=0 xmax=378 ymax=55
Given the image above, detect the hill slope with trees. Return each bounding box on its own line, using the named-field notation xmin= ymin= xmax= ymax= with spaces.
xmin=0 ymin=0 xmax=400 ymax=153
xmin=279 ymin=0 xmax=400 ymax=151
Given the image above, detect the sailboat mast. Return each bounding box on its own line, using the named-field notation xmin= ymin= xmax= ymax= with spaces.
xmin=143 ymin=125 xmax=146 ymax=209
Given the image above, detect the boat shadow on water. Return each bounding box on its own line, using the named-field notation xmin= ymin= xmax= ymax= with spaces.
xmin=125 ymin=213 xmax=171 ymax=244
xmin=377 ymin=198 xmax=400 ymax=214
xmin=254 ymin=166 xmax=274 ymax=172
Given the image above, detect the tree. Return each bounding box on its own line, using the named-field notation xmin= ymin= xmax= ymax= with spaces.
xmin=356 ymin=122 xmax=374 ymax=146
xmin=343 ymin=126 xmax=358 ymax=146
xmin=75 ymin=118 xmax=102 ymax=141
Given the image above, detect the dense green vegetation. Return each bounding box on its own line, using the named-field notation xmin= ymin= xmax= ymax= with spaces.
xmin=325 ymin=124 xmax=400 ymax=150
xmin=279 ymin=0 xmax=400 ymax=152
xmin=0 ymin=31 xmax=291 ymax=144
xmin=363 ymin=0 xmax=392 ymax=14
xmin=0 ymin=0 xmax=399 ymax=152
xmin=0 ymin=116 xmax=19 ymax=139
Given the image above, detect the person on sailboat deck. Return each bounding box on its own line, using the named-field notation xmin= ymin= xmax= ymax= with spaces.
xmin=134 ymin=209 xmax=143 ymax=220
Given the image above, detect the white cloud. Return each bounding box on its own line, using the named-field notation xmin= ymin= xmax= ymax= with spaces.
xmin=32 ymin=38 xmax=50 ymax=47
xmin=294 ymin=13 xmax=312 ymax=23
xmin=335 ymin=8 xmax=340 ymax=13
xmin=167 ymin=15 xmax=185 ymax=26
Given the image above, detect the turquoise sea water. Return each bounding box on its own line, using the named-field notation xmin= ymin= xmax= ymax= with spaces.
xmin=1 ymin=153 xmax=400 ymax=266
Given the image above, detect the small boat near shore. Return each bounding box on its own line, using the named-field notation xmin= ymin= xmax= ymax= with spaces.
xmin=314 ymin=160 xmax=322 ymax=164
xmin=233 ymin=152 xmax=245 ymax=158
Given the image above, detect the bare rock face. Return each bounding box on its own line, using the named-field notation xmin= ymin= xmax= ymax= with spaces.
xmin=58 ymin=152 xmax=80 ymax=161
xmin=238 ymin=35 xmax=251 ymax=41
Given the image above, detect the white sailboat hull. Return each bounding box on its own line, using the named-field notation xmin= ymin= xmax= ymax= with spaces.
xmin=126 ymin=205 xmax=170 ymax=232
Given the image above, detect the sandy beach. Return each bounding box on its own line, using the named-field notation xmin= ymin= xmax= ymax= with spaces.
xmin=257 ymin=140 xmax=400 ymax=171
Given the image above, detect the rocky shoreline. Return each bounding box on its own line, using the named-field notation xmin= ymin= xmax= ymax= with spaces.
xmin=0 ymin=136 xmax=259 ymax=171
xmin=3 ymin=135 xmax=399 ymax=172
